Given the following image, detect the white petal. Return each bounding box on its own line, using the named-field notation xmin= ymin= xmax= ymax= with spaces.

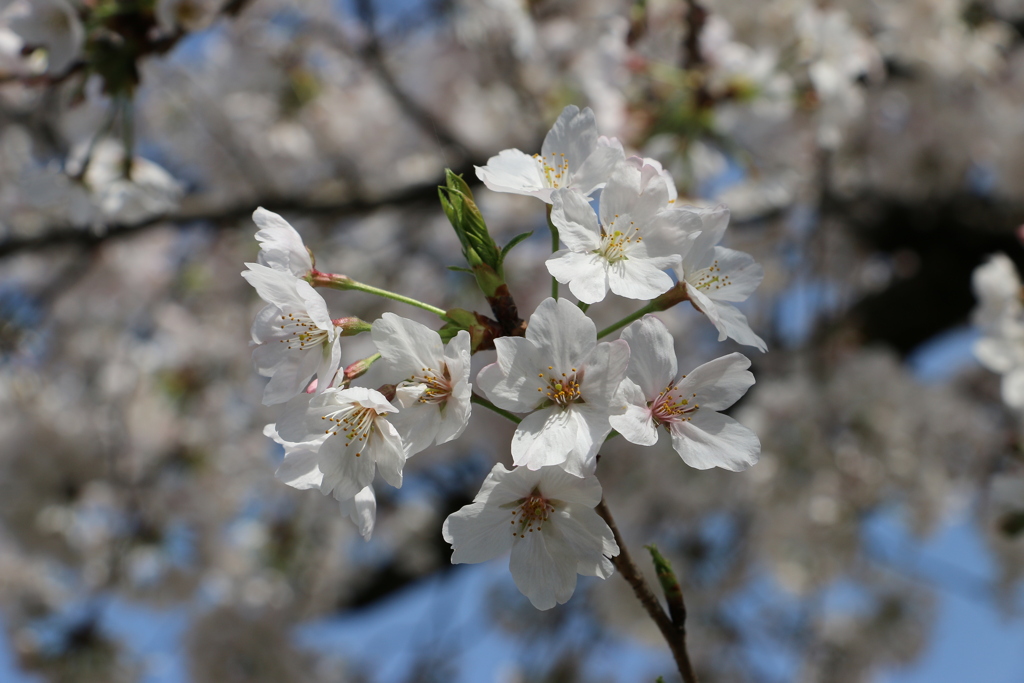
xmin=670 ymin=412 xmax=760 ymax=471
xmin=256 ymin=346 xmax=320 ymax=405
xmin=274 ymin=446 xmax=324 ymax=490
xmin=555 ymin=506 xmax=618 ymax=578
xmin=476 ymin=339 xmax=545 ymax=412
xmin=551 ymin=188 xmax=601 ymax=251
xmin=704 ymin=247 xmax=764 ymax=302
xmin=315 ymin=335 xmax=343 ymax=393
xmin=525 ymin=298 xmax=597 ymax=373
xmin=572 ymin=138 xmax=626 ymax=197
xmin=372 ymin=313 xmax=445 ymax=380
xmin=710 ymin=302 xmax=768 ymax=352
xmin=541 ymin=105 xmax=597 ymax=175
xmin=337 ymin=486 xmax=377 ymax=540
xmin=241 ymin=262 xmax=305 ymax=309
xmin=372 ymin=418 xmax=407 ymax=489
xmin=1002 ymin=368 xmax=1024 ymax=409
xmin=537 ymin=466 xmax=604 ymax=507
xmin=547 ymin=252 xmax=609 ymax=304
xmin=512 ymin=407 xmax=577 ymax=469
xmin=436 ymin=380 xmax=472 ymax=444
xmin=253 ymin=207 xmax=312 ymax=276
xmin=391 ymin=388 xmax=440 ymax=457
xmin=608 ymin=379 xmax=660 ymax=447
xmin=620 ymin=316 xmax=677 ymax=397
xmin=509 ymin=525 xmax=579 ymax=610
xmin=607 ymin=257 xmax=675 ymax=301
xmin=475 ymin=149 xmax=548 ymax=201
xmin=676 ymin=352 xmax=754 ymax=411
xmin=443 ymin=501 xmax=514 ymax=563
xmin=317 ymin=437 xmax=377 ymax=501
xmin=578 ymin=339 xmax=630 ymax=411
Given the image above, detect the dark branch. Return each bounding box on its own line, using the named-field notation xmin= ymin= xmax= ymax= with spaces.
xmin=0 ymin=163 xmax=481 ymax=259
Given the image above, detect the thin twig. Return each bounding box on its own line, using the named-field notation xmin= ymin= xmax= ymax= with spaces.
xmin=595 ymin=498 xmax=699 ymax=683
xmin=0 ymin=162 xmax=482 ymax=259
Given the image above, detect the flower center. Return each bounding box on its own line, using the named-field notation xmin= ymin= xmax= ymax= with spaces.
xmin=650 ymin=383 xmax=699 ymax=426
xmin=536 ymin=366 xmax=583 ymax=407
xmin=596 ymin=216 xmax=642 ymax=263
xmin=689 ymin=259 xmax=733 ymax=292
xmin=533 ymin=152 xmax=570 ymax=189
xmin=407 ymin=365 xmax=452 ymax=405
xmin=320 ymin=404 xmax=379 ymax=455
xmin=510 ymin=490 xmax=555 ymax=538
xmin=277 ymin=312 xmax=329 ymax=350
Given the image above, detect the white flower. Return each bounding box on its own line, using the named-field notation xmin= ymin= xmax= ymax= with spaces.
xmin=971 ymin=254 xmax=1024 ymax=410
xmin=277 ymin=387 xmax=405 ymax=502
xmin=972 ymin=253 xmax=1023 ymax=331
xmin=265 ymin=422 xmax=377 ymax=540
xmin=546 ymin=158 xmax=701 ymax=304
xmin=242 ymin=263 xmax=344 ymax=405
xmin=442 ymin=463 xmax=618 ymax=610
xmin=675 ymin=205 xmax=766 ymax=351
xmin=476 ymin=298 xmax=629 ymax=476
xmin=475 ymin=105 xmax=624 ymax=204
xmin=371 ymin=313 xmax=472 ymax=457
xmin=253 ymin=207 xmax=313 ymax=279
xmin=5 ymin=0 xmax=83 ymax=74
xmin=609 ymin=316 xmax=760 ymax=471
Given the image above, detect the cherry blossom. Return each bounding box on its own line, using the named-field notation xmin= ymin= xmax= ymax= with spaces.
xmin=475 ymin=105 xmax=624 ymax=203
xmin=4 ymin=0 xmax=83 ymax=74
xmin=972 ymin=254 xmax=1024 ymax=410
xmin=371 ymin=314 xmax=472 ymax=457
xmin=675 ymin=205 xmax=767 ymax=351
xmin=241 ymin=263 xmax=345 ymax=405
xmin=476 ymin=297 xmax=629 ymax=476
xmin=264 ymin=422 xmax=376 ymax=539
xmin=546 ymin=158 xmax=701 ymax=303
xmin=442 ymin=463 xmax=618 ymax=610
xmin=609 ymin=316 xmax=760 ymax=471
xmin=276 ymin=387 xmax=405 ymax=502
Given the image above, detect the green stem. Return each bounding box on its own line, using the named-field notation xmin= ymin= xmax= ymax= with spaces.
xmin=597 ymin=301 xmax=659 ymax=339
xmin=471 ymin=393 xmax=521 ymax=424
xmin=313 ymin=271 xmax=447 ymax=318
xmin=547 ymin=205 xmax=559 ymax=299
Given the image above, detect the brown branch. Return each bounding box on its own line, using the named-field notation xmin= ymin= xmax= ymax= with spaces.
xmin=0 ymin=163 xmax=482 ymax=259
xmin=352 ymin=0 xmax=472 ymax=160
xmin=682 ymin=0 xmax=707 ymax=70
xmin=596 ymin=498 xmax=699 ymax=683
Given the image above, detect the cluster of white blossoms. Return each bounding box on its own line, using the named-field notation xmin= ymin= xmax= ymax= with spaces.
xmin=244 ymin=106 xmax=764 ymax=610
xmin=972 ymin=253 xmax=1024 ymax=411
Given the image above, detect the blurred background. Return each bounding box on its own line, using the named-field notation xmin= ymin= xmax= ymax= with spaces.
xmin=0 ymin=0 xmax=1023 ymax=681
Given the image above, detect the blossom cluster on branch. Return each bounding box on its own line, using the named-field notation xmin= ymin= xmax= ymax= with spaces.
xmin=244 ymin=106 xmax=764 ymax=615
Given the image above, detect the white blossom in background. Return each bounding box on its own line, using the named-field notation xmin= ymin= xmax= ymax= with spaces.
xmin=75 ymin=140 xmax=184 ymax=223
xmin=241 ymin=263 xmax=343 ymax=405
xmin=610 ymin=316 xmax=760 ymax=471
xmin=796 ymin=6 xmax=882 ymax=148
xmin=546 ymin=158 xmax=701 ymax=304
xmin=371 ymin=314 xmax=472 ymax=457
xmin=475 ymin=105 xmax=624 ymax=203
xmin=252 ymin=207 xmax=314 ymax=279
xmin=277 ymin=387 xmax=405 ymax=502
xmin=265 ymin=422 xmax=377 ymax=539
xmin=972 ymin=254 xmax=1024 ymax=410
xmin=675 ymin=205 xmax=767 ymax=351
xmin=476 ymin=298 xmax=629 ymax=476
xmin=442 ymin=463 xmax=618 ymax=610
xmin=3 ymin=0 xmax=83 ymax=73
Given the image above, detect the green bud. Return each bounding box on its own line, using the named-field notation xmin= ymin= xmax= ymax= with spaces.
xmin=439 ymin=169 xmax=505 ymax=291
